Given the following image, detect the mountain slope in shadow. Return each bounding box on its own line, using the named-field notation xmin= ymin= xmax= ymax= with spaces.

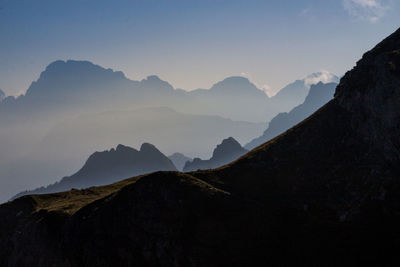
xmin=12 ymin=143 xmax=177 ymax=200
xmin=183 ymin=137 xmax=248 ymax=172
xmin=246 ymin=82 xmax=337 ymax=150
xmin=1 ymin=27 xmax=399 ymax=267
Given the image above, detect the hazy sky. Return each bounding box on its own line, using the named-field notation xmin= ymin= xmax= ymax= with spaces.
xmin=0 ymin=0 xmax=399 ymax=96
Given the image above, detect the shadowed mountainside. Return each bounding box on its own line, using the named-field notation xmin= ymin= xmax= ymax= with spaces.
xmin=11 ymin=144 xmax=177 ymax=200
xmin=246 ymin=82 xmax=337 ymax=150
xmin=183 ymin=137 xmax=248 ymax=172
xmin=1 ymin=28 xmax=399 ymax=267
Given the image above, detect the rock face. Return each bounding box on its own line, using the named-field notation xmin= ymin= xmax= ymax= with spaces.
xmin=183 ymin=137 xmax=248 ymax=172
xmin=246 ymin=82 xmax=337 ymax=150
xmin=12 ymin=143 xmax=177 ymax=199
xmin=168 ymin=153 xmax=192 ymax=171
xmin=0 ymin=28 xmax=400 ymax=266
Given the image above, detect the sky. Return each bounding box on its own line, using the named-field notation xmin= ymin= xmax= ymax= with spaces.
xmin=0 ymin=0 xmax=399 ymax=96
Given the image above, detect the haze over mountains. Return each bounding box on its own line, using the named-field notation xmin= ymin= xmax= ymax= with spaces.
xmin=0 ymin=28 xmax=399 ymax=266
xmin=168 ymin=153 xmax=192 ymax=171
xmin=246 ymin=82 xmax=338 ymax=150
xmin=0 ymin=59 xmax=338 ymax=202
xmin=0 ymin=89 xmax=4 ymax=102
xmin=12 ymin=143 xmax=177 ymax=200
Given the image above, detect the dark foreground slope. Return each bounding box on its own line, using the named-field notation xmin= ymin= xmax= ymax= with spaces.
xmin=1 ymin=28 xmax=400 ymax=266
xmin=245 ymin=82 xmax=337 ymax=150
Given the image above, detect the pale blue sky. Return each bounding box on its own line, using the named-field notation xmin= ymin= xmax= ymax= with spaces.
xmin=0 ymin=0 xmax=399 ymax=96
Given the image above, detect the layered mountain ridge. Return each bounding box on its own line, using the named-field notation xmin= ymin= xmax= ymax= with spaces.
xmin=11 ymin=143 xmax=177 ymax=200
xmin=246 ymin=82 xmax=338 ymax=149
xmin=1 ymin=27 xmax=398 ymax=267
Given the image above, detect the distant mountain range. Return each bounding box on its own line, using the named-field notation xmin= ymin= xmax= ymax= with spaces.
xmin=183 ymin=137 xmax=248 ymax=172
xmin=168 ymin=153 xmax=192 ymax=171
xmin=12 ymin=143 xmax=176 ymax=200
xmin=246 ymin=82 xmax=338 ymax=150
xmin=0 ymin=60 xmax=337 ymax=123
xmin=0 ymin=59 xmax=338 ymax=202
xmin=271 ymin=72 xmax=339 ymax=112
xmin=36 ymin=106 xmax=264 ymax=159
xmin=1 ymin=28 xmax=399 ymax=266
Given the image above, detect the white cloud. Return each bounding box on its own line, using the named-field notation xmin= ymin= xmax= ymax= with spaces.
xmin=260 ymin=84 xmax=273 ymax=97
xmin=343 ymin=0 xmax=389 ymax=23
xmin=304 ymin=71 xmax=340 ymax=88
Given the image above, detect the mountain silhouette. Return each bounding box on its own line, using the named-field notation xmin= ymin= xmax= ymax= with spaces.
xmin=168 ymin=153 xmax=192 ymax=171
xmin=270 ymin=72 xmax=339 ymax=112
xmin=0 ymin=89 xmax=4 ymax=102
xmin=12 ymin=143 xmax=177 ymax=200
xmin=1 ymin=28 xmax=400 ymax=266
xmin=183 ymin=137 xmax=248 ymax=172
xmin=246 ymin=82 xmax=337 ymax=150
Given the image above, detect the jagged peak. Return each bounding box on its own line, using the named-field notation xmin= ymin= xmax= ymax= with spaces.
xmin=335 ymin=27 xmax=400 ymax=103
xmin=115 ymin=144 xmax=138 ymax=153
xmin=212 ymin=137 xmax=246 ymax=159
xmin=210 ymin=76 xmax=265 ymax=95
xmin=140 ymin=143 xmax=161 ymax=153
xmin=43 ymin=60 xmax=125 ymax=77
xmin=140 ymin=75 xmax=174 ymax=90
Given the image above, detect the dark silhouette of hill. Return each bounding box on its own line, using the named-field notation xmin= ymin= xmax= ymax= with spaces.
xmin=246 ymin=82 xmax=337 ymax=150
xmin=168 ymin=153 xmax=192 ymax=171
xmin=0 ymin=89 xmax=4 ymax=102
xmin=183 ymin=137 xmax=248 ymax=172
xmin=12 ymin=143 xmax=177 ymax=200
xmin=1 ymin=28 xmax=400 ymax=266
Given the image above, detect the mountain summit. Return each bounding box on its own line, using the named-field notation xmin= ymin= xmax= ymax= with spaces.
xmin=11 ymin=143 xmax=177 ymax=199
xmin=183 ymin=137 xmax=248 ymax=171
xmin=1 ymin=28 xmax=400 ymax=266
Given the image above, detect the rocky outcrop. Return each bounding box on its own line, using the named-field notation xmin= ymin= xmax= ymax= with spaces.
xmin=183 ymin=137 xmax=248 ymax=171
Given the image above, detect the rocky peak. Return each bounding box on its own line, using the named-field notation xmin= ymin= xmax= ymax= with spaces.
xmin=139 ymin=143 xmax=159 ymax=153
xmin=140 ymin=75 xmax=174 ymax=91
xmin=210 ymin=76 xmax=266 ymax=96
xmin=334 ymin=28 xmax=400 ymax=161
xmin=212 ymin=137 xmax=246 ymax=161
